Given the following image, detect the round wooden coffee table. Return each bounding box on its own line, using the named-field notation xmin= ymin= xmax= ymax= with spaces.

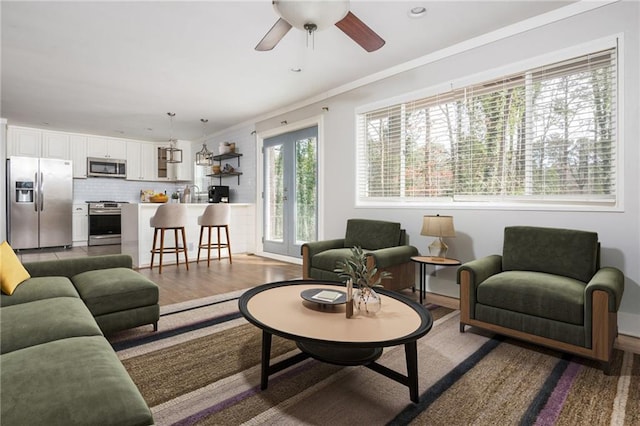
xmin=238 ymin=280 xmax=433 ymax=403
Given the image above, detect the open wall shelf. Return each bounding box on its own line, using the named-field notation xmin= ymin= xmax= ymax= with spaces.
xmin=206 ymin=152 xmax=243 ymax=184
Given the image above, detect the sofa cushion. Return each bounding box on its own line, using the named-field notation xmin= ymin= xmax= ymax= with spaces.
xmin=23 ymin=254 xmax=133 ymax=279
xmin=0 ymin=336 xmax=153 ymax=426
xmin=0 ymin=241 xmax=31 ymax=295
xmin=502 ymin=226 xmax=598 ymax=283
xmin=0 ymin=276 xmax=79 ymax=307
xmin=476 ymin=271 xmax=585 ymax=325
xmin=0 ymin=297 xmax=102 ymax=354
xmin=344 ymin=219 xmax=402 ymax=250
xmin=311 ymin=248 xmax=356 ymax=274
xmin=72 ymin=268 xmax=159 ymax=317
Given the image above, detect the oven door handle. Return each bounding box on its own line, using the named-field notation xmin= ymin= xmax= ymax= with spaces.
xmin=89 ymin=209 xmax=121 ymax=215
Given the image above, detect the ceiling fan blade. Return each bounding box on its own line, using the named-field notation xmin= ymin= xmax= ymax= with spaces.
xmin=255 ymin=18 xmax=293 ymax=51
xmin=335 ymin=11 xmax=385 ymax=52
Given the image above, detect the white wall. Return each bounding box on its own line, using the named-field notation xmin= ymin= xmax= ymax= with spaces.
xmin=1 ymin=118 xmax=7 ymax=242
xmin=193 ymin=124 xmax=257 ymax=204
xmin=252 ymin=2 xmax=640 ymax=336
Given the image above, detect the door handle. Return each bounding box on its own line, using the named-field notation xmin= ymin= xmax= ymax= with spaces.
xmin=34 ymin=172 xmax=38 ymax=212
xmin=40 ymin=172 xmax=44 ymax=211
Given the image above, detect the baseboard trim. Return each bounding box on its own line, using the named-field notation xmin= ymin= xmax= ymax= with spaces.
xmin=424 ymin=291 xmax=640 ymax=355
xmin=425 ymin=292 xmax=459 ymax=310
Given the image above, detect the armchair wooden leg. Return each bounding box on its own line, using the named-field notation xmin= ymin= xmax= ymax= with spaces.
xmin=301 ymin=245 xmax=311 ymax=280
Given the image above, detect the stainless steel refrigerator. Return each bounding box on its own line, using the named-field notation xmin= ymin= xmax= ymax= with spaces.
xmin=7 ymin=156 xmax=73 ymax=249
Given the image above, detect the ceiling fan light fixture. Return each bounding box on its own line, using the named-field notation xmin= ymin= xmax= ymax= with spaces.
xmin=273 ymin=0 xmax=350 ymax=31
xmin=256 ymin=0 xmax=384 ymax=53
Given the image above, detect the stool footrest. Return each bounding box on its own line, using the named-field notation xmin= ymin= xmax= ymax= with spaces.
xmin=151 ymin=246 xmax=186 ymax=253
xmin=198 ymin=243 xmax=229 ymax=248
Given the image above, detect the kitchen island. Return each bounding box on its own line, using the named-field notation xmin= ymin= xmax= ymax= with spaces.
xmin=121 ymin=203 xmax=255 ymax=268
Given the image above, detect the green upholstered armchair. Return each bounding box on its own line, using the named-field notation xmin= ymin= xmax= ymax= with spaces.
xmin=302 ymin=219 xmax=419 ymax=292
xmin=457 ymin=226 xmax=624 ymax=373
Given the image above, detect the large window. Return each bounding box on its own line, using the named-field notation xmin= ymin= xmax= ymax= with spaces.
xmin=356 ymin=46 xmax=618 ymax=208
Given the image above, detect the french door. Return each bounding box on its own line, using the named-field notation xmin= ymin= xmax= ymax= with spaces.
xmin=263 ymin=126 xmax=318 ymax=258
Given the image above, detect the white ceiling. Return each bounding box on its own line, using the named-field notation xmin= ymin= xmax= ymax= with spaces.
xmin=1 ymin=1 xmax=577 ymax=142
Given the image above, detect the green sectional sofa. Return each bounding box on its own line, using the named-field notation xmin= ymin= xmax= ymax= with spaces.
xmin=1 ymin=254 xmax=157 ymax=425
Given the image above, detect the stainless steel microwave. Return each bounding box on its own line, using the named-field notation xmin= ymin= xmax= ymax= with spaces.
xmin=87 ymin=158 xmax=127 ymax=178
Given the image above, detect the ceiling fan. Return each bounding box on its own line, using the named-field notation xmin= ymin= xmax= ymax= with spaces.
xmin=255 ymin=0 xmax=385 ymax=53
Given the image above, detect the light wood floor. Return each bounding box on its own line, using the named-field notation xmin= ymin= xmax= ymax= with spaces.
xmin=137 ymin=254 xmax=304 ymax=305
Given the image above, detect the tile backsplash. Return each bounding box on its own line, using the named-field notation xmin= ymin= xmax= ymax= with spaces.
xmin=73 ymin=178 xmax=184 ymax=203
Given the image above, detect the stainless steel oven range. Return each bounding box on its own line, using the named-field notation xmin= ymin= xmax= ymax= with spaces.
xmin=87 ymin=201 xmax=127 ymax=246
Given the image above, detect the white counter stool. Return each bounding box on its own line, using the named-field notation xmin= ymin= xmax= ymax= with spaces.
xmin=197 ymin=204 xmax=232 ymax=266
xmin=150 ymin=204 xmax=189 ymax=273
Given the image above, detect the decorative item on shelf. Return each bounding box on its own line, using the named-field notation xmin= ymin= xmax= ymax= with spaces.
xmin=219 ymin=142 xmax=233 ymax=155
xmin=171 ymin=192 xmax=180 ymax=203
xmin=211 ymin=164 xmax=221 ymax=175
xmin=195 ymin=119 xmax=213 ymax=166
xmin=221 ymin=163 xmax=235 ymax=174
xmin=421 ymin=214 xmax=455 ymax=260
xmin=165 ymin=112 xmax=183 ymax=164
xmin=335 ymin=246 xmax=391 ymax=316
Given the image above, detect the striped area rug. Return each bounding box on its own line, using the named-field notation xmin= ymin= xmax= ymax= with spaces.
xmin=109 ymin=291 xmax=639 ymax=425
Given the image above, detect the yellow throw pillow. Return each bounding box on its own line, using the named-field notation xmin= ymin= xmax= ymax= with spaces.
xmin=1 ymin=241 xmax=31 ymax=295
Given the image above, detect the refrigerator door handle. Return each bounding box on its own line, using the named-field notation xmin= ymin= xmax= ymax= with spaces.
xmin=34 ymin=172 xmax=39 ymax=212
xmin=40 ymin=172 xmax=45 ymax=211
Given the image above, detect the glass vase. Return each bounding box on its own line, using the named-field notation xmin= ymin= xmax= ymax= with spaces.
xmin=353 ymin=286 xmax=381 ymax=315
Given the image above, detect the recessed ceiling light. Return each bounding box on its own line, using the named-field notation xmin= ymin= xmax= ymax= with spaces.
xmin=408 ymin=6 xmax=427 ymax=18
xmin=290 ymin=67 xmax=302 ymax=73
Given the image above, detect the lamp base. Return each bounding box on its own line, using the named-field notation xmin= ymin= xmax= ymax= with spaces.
xmin=428 ymin=237 xmax=448 ymax=261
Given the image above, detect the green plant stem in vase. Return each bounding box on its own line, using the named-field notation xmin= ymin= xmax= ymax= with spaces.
xmin=334 ymin=246 xmax=391 ymax=316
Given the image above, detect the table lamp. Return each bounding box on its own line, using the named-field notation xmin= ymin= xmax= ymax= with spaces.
xmin=421 ymin=215 xmax=455 ymax=260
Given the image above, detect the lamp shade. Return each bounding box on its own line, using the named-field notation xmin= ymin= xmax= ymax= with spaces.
xmin=421 ymin=215 xmax=455 ymax=238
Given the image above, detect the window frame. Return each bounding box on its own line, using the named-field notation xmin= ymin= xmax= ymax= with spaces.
xmin=355 ymin=35 xmax=624 ymax=212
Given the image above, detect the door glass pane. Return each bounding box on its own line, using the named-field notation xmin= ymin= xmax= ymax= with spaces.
xmin=265 ymin=144 xmax=284 ymax=243
xmin=295 ymin=137 xmax=317 ymax=244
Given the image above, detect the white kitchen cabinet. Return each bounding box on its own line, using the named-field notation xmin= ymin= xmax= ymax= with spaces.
xmin=127 ymin=141 xmax=157 ymax=181
xmin=173 ymin=140 xmax=193 ymax=181
xmin=70 ymin=135 xmax=88 ymax=178
xmin=72 ymin=203 xmax=88 ymax=246
xmin=7 ymin=127 xmax=72 ymax=160
xmin=7 ymin=127 xmax=42 ymax=157
xmin=41 ymin=131 xmax=71 ymax=160
xmin=87 ymin=137 xmax=127 ymax=159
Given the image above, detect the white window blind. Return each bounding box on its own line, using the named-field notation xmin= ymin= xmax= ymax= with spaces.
xmin=356 ymin=47 xmax=618 ymax=207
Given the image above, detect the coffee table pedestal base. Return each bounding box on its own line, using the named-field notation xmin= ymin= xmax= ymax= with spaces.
xmin=260 ymin=331 xmax=420 ymax=403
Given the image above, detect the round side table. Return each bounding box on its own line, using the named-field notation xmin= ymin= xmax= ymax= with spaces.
xmin=411 ymin=256 xmax=462 ymax=304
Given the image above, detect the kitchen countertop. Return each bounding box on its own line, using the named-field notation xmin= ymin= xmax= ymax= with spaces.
xmin=134 ymin=202 xmax=252 ymax=206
